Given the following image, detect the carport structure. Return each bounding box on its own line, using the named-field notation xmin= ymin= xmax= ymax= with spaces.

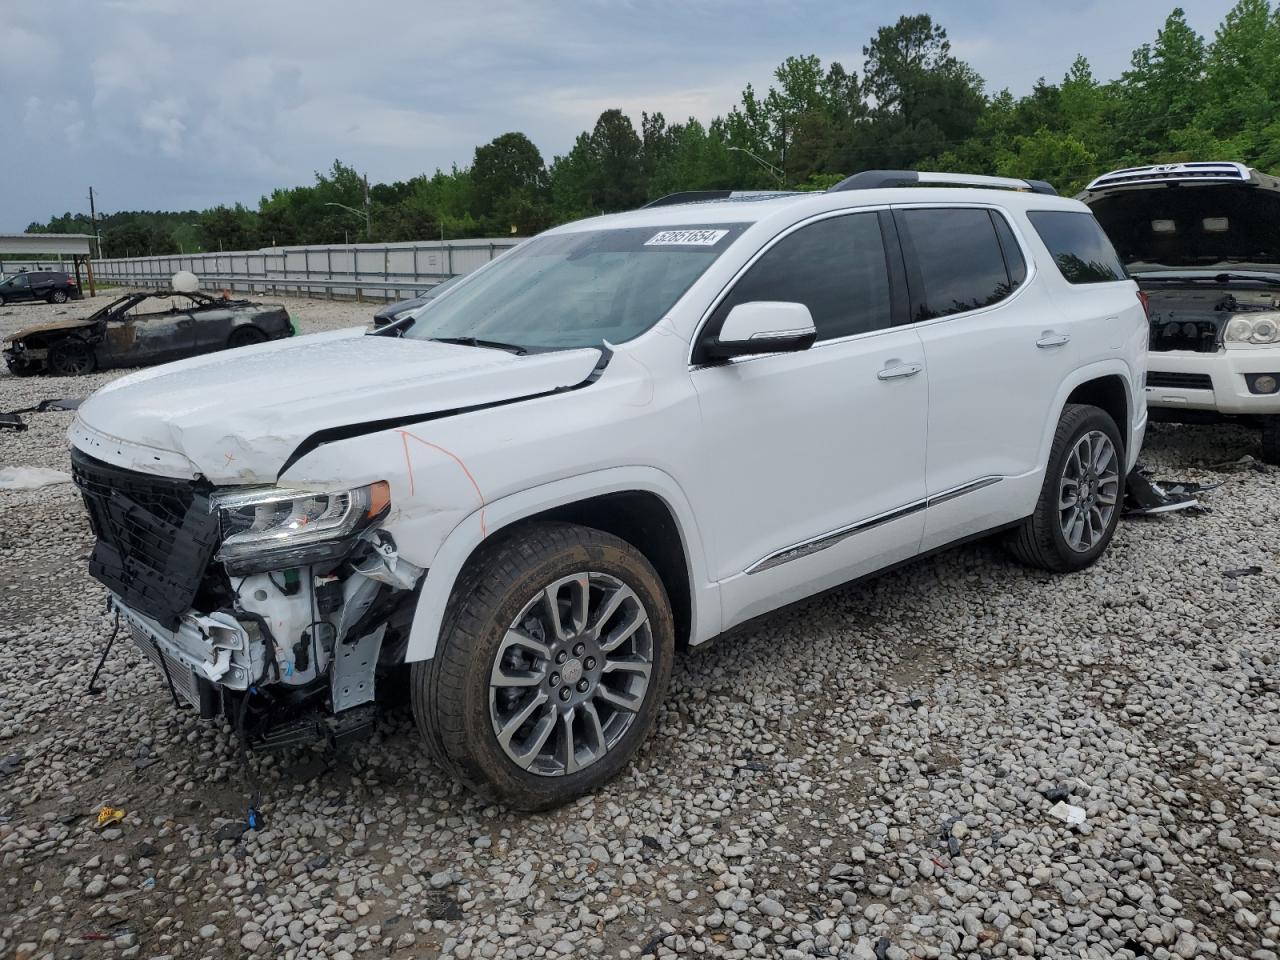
xmin=0 ymin=233 xmax=97 ymax=296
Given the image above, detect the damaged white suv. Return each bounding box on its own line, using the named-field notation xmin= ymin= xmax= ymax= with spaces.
xmin=69 ymin=171 xmax=1148 ymax=810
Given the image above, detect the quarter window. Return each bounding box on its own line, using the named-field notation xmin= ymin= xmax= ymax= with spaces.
xmin=706 ymin=213 xmax=892 ymax=348
xmin=1027 ymin=210 xmax=1126 ymax=284
xmin=895 ymin=208 xmax=1018 ymax=321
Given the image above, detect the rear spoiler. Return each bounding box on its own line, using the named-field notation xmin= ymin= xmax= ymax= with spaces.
xmin=829 ymin=170 xmax=1057 ymax=196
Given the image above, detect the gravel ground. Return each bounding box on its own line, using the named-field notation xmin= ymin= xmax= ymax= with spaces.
xmin=2 ymin=292 xmax=1278 ymax=960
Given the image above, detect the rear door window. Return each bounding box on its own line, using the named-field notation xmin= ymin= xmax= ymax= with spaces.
xmin=894 ymin=208 xmax=1018 ymax=321
xmin=1026 ymin=210 xmax=1126 ymax=284
xmin=707 ymin=212 xmax=893 ymax=345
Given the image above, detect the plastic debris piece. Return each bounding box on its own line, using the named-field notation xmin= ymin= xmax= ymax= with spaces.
xmin=0 ymin=466 xmax=72 ymax=490
xmin=1223 ymin=566 xmax=1263 ymax=579
xmin=1048 ymin=801 xmax=1086 ymax=825
xmin=95 ymin=805 xmax=125 ymax=828
xmin=0 ymin=412 xmax=26 ymax=432
xmin=1123 ymin=468 xmax=1204 ymax=516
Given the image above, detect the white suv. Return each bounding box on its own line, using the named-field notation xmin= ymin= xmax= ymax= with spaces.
xmin=1080 ymin=161 xmax=1280 ymax=462
xmin=69 ymin=171 xmax=1148 ymax=809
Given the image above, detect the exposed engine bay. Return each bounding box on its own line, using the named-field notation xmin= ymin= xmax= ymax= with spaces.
xmin=1141 ymin=283 xmax=1280 ymax=352
xmin=72 ymin=448 xmax=424 ymax=750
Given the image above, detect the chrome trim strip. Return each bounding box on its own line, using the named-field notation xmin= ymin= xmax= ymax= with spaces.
xmin=925 ymin=475 xmax=1003 ymax=508
xmin=745 ymin=476 xmax=1004 ymax=575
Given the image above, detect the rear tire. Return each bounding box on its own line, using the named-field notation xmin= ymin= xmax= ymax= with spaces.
xmin=1261 ymin=416 xmax=1280 ymax=466
xmin=412 ymin=522 xmax=674 ymax=811
xmin=227 ymin=326 xmax=267 ymax=349
xmin=1008 ymin=404 xmax=1125 ymax=572
xmin=49 ymin=290 xmax=69 ymax=304
xmin=47 ymin=338 xmax=96 ymax=376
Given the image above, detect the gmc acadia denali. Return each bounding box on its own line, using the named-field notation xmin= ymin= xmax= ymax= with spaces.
xmin=68 ymin=171 xmax=1148 ymax=809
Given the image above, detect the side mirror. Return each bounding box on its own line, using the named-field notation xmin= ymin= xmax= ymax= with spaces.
xmin=704 ymin=301 xmax=817 ymax=361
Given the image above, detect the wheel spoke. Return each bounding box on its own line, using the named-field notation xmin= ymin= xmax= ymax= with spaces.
xmin=511 ymin=705 xmax=557 ymax=769
xmin=594 ymin=683 xmax=643 ymax=713
xmin=496 ymin=692 xmax=550 ymax=753
xmin=581 ymin=702 xmax=608 ymax=756
xmin=559 ymin=709 xmax=579 ymax=775
xmin=586 ymin=584 xmax=637 ymax=641
xmin=600 ymin=607 xmax=648 ymax=653
xmin=496 ymin=628 xmax=551 ymax=662
xmin=543 ymin=574 xmax=589 ymax=641
xmin=601 ymin=657 xmax=652 ymax=681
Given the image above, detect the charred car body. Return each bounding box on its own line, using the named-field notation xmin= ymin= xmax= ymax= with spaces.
xmin=4 ymin=290 xmax=293 ymax=376
xmin=1080 ymin=162 xmax=1280 ymax=462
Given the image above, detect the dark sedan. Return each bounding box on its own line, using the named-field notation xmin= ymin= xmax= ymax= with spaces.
xmin=3 ymin=289 xmax=294 ymax=376
xmin=371 ymin=275 xmax=462 ymax=327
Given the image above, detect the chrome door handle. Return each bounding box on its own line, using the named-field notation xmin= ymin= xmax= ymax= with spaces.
xmin=1037 ymin=333 xmax=1071 ymax=348
xmin=877 ymin=362 xmax=923 ymax=381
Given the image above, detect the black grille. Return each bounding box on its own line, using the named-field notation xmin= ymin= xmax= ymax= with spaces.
xmin=71 ymin=449 xmax=220 ymax=628
xmin=1146 ymin=371 xmax=1214 ymax=390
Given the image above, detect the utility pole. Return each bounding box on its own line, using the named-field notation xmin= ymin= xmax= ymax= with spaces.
xmin=363 ymin=173 xmax=371 ymax=240
xmin=88 ymin=186 xmax=102 ymax=257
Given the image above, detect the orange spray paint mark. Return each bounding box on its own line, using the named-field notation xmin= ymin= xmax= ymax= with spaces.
xmin=395 ymin=429 xmax=487 ymax=536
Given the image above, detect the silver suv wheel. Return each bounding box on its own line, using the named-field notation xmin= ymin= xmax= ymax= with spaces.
xmin=489 ymin=571 xmax=653 ymax=777
xmin=1059 ymin=429 xmax=1119 ymax=552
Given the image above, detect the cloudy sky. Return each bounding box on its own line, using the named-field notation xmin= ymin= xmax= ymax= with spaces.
xmin=1 ymin=0 xmax=1235 ymax=230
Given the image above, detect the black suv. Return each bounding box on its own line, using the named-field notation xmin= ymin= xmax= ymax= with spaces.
xmin=0 ymin=270 xmax=82 ymax=305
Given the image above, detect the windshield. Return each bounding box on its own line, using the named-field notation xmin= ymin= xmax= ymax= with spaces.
xmin=402 ymin=224 xmax=746 ymax=350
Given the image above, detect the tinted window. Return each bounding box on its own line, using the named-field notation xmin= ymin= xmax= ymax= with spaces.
xmin=991 ymin=212 xmax=1027 ymax=287
xmin=896 ymin=208 xmax=1015 ymax=321
xmin=1027 ymin=210 xmax=1126 ymax=284
xmin=710 ymin=213 xmax=891 ymax=343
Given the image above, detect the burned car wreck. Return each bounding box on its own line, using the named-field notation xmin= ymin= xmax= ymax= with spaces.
xmin=3 ymin=289 xmax=293 ymax=376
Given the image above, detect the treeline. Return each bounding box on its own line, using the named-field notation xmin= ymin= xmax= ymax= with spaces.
xmin=29 ymin=3 xmax=1280 ymax=257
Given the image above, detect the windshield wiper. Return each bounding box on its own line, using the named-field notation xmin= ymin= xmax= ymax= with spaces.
xmin=1135 ymin=272 xmax=1280 ymax=286
xmin=428 ymin=336 xmax=528 ymax=355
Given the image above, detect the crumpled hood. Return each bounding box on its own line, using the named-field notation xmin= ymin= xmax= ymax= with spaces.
xmin=70 ymin=328 xmax=602 ymax=483
xmin=5 ymin=317 xmax=96 ymax=344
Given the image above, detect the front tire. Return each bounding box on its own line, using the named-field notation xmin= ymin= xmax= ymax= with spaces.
xmin=1008 ymin=404 xmax=1125 ymax=572
xmin=47 ymin=338 xmax=96 ymax=376
xmin=1261 ymin=416 xmax=1280 ymax=466
xmin=227 ymin=326 xmax=267 ymax=349
xmin=412 ymin=522 xmax=674 ymax=811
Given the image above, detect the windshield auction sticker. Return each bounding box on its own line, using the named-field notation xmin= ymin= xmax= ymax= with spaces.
xmin=645 ymin=229 xmax=730 ymax=246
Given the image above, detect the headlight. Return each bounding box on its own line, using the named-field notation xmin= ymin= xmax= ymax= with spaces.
xmin=213 ymin=481 xmax=390 ymax=574
xmin=1225 ymin=313 xmax=1280 ymax=344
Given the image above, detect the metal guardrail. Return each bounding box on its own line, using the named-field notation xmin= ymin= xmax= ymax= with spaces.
xmin=88 ymin=239 xmax=522 ymax=302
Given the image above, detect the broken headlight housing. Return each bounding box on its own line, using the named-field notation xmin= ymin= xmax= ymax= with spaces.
xmin=1225 ymin=314 xmax=1280 ymax=345
xmin=213 ymin=481 xmax=390 ymax=575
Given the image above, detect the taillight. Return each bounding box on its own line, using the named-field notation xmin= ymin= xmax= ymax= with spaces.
xmin=1136 ymin=290 xmax=1150 ymax=318
xmin=66 ymin=277 xmax=77 ymax=285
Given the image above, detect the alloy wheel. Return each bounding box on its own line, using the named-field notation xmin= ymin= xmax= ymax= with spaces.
xmin=1058 ymin=430 xmax=1119 ymax=552
xmin=489 ymin=571 xmax=653 ymax=777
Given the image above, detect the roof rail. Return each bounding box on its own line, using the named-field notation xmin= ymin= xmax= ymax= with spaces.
xmin=828 ymin=170 xmax=1058 ymax=196
xmin=642 ymin=190 xmax=800 ymax=208
xmin=1083 ymin=161 xmax=1254 ymax=192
